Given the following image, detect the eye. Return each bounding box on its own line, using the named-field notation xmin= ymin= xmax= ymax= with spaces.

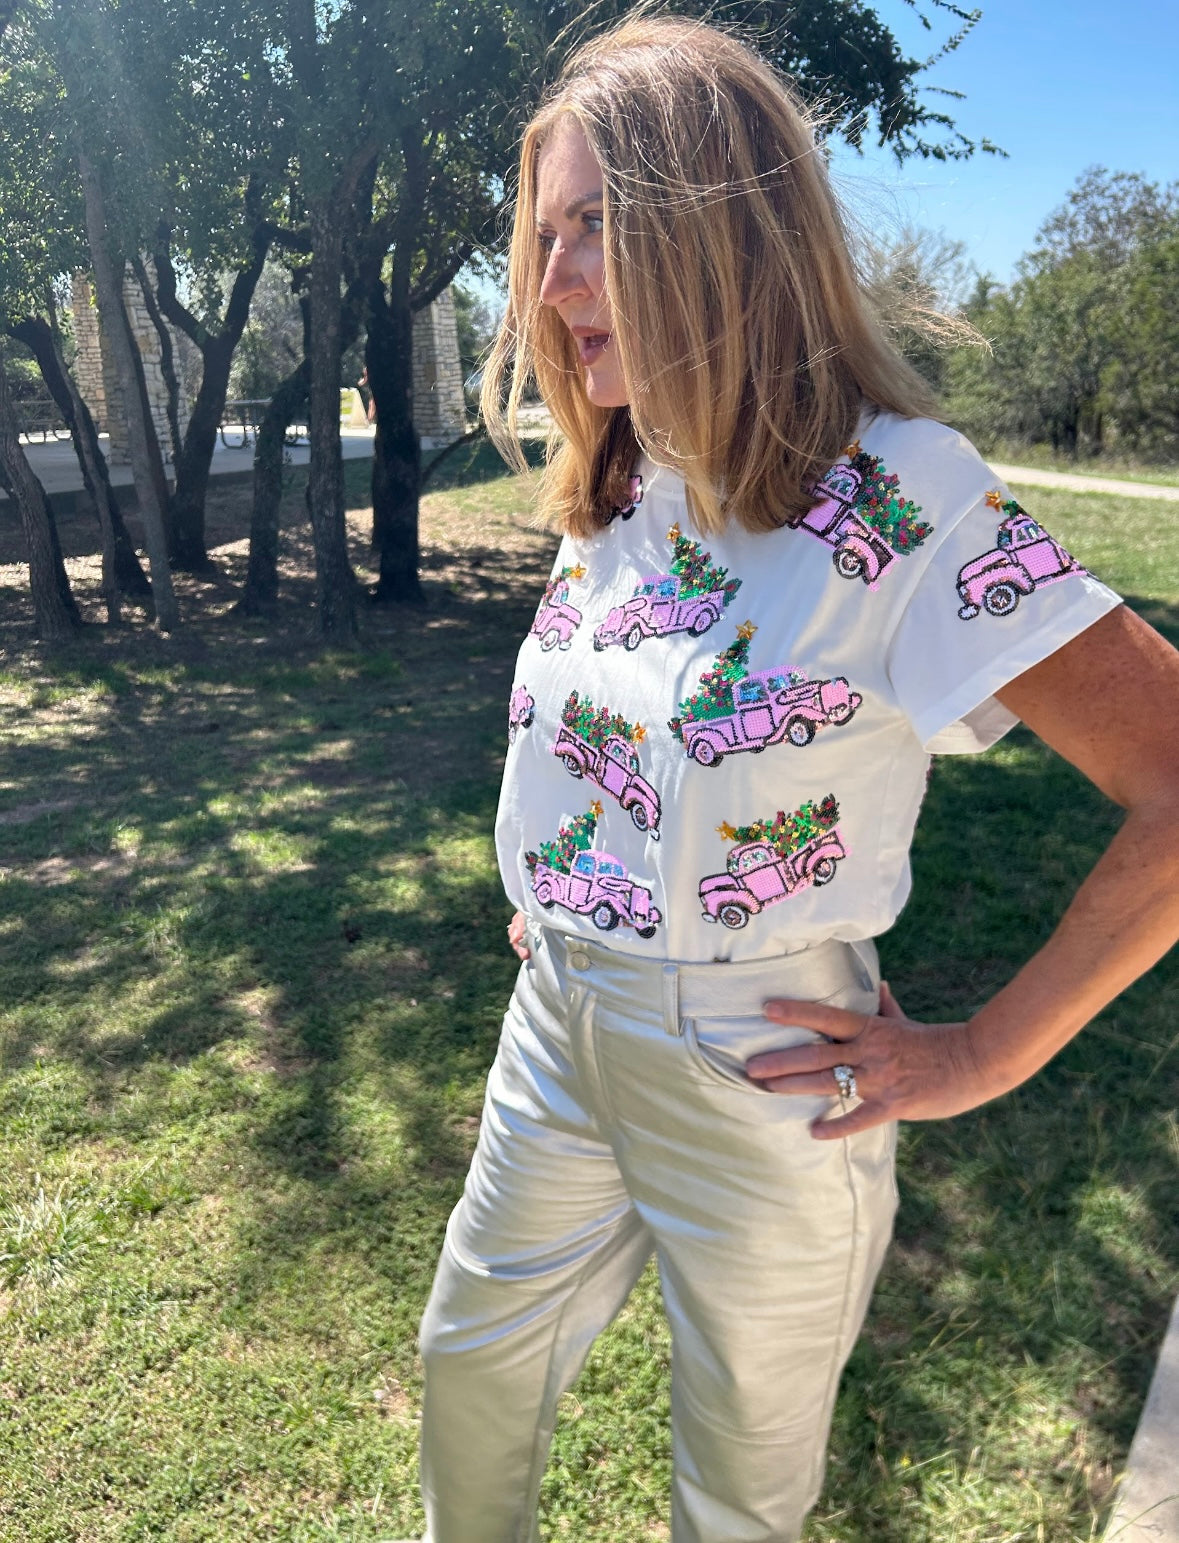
xmin=582 ymin=214 xmax=604 ymax=236
xmin=537 ymin=231 xmax=556 ymax=256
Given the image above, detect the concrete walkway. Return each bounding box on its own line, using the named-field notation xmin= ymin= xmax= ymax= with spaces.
xmin=1103 ymin=1291 xmax=1179 ymax=1541
xmin=990 ymin=462 xmax=1179 ymax=502
xmin=1 ymin=424 xmax=377 ymax=515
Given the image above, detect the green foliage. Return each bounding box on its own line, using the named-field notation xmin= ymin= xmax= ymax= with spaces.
xmin=723 ymin=792 xmax=840 ymax=855
xmin=524 ymin=806 xmax=600 ymax=875
xmin=944 ymin=169 xmax=1179 ymax=461
xmin=669 ymin=625 xmax=766 ymax=740
xmin=667 ymin=521 xmax=741 ymax=602
xmin=848 ymin=450 xmax=934 ymax=552
xmin=561 ymin=690 xmax=642 ymax=751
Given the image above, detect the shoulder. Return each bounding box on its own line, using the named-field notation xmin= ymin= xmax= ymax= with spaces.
xmin=858 ymin=410 xmax=996 ymax=522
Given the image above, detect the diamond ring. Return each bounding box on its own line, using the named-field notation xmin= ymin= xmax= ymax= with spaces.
xmin=832 ymin=1063 xmax=858 ymax=1100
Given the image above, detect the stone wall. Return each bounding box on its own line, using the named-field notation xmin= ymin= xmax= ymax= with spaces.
xmin=70 ymin=264 xmax=189 ymax=466
xmin=412 ymin=288 xmax=467 ymax=449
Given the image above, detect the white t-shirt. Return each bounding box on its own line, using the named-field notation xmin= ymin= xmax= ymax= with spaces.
xmin=495 ymin=411 xmax=1121 ymax=962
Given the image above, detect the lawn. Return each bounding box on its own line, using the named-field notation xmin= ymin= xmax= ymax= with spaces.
xmin=0 ymin=454 xmax=1176 ymax=1541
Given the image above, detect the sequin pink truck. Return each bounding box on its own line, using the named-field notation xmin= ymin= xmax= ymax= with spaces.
xmin=552 ymin=726 xmax=662 ymax=837
xmin=801 ymin=465 xmax=897 ymax=587
xmin=956 ymin=513 xmax=1084 ymax=619
xmin=699 ymin=831 xmax=846 ymax=929
xmin=593 ymin=575 xmax=736 ymax=651
xmin=532 ymin=849 xmax=662 ymax=937
xmin=531 ymin=578 xmax=581 ymax=651
xmin=680 ymin=671 xmax=862 ymax=767
xmin=508 ymin=686 xmax=535 ymax=743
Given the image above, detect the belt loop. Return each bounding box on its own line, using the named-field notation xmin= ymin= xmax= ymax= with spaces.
xmin=661 ymin=963 xmax=681 ymax=1037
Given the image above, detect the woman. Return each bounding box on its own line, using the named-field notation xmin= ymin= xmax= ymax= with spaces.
xmin=412 ymin=17 xmax=1179 ymax=1542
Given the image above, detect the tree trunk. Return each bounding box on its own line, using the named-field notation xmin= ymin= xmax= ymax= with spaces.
xmin=238 ymin=360 xmax=309 ymax=615
xmin=78 ymin=150 xmax=179 ymax=631
xmin=168 ymin=335 xmax=233 ymax=571
xmin=367 ymin=277 xmax=423 ymax=604
xmin=306 ymin=197 xmax=357 ymax=644
xmin=0 ymin=358 xmax=81 ymax=639
xmin=10 ymin=315 xmax=154 ymax=619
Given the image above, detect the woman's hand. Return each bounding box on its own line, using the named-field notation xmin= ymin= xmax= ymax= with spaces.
xmin=746 ymin=983 xmax=1016 ymax=1139
xmin=507 ymin=911 xmax=531 ymax=961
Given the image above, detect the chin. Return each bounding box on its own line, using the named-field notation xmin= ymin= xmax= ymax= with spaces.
xmin=584 ymin=373 xmax=630 ymax=409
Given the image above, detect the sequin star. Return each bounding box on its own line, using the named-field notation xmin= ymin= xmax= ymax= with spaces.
xmin=590 ymin=800 xmax=604 ymax=818
xmin=985 ymin=488 xmax=1004 ymax=509
xmin=569 ymin=563 xmax=587 ymax=580
xmin=736 ymin=619 xmax=757 ymax=641
xmin=667 ymin=522 xmax=681 ymax=541
xmin=632 ymin=724 xmax=647 ymax=744
xmin=844 ymin=439 xmax=862 ymax=459
xmin=716 ymin=821 xmax=738 ymax=841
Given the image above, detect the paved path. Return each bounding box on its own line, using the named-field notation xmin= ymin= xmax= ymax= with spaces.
xmin=1 ymin=425 xmax=377 ymax=514
xmin=1103 ymin=1291 xmax=1179 ymax=1541
xmin=991 ymin=463 xmax=1179 ymax=502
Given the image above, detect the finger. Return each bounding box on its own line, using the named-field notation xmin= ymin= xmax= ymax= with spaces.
xmin=878 ymin=980 xmax=905 ymax=1020
xmin=747 ymin=1043 xmax=859 ymax=1080
xmin=756 ymin=1071 xmax=857 ymax=1097
xmin=810 ymin=1101 xmax=889 ymax=1140
xmin=762 ymin=996 xmax=872 ymax=1041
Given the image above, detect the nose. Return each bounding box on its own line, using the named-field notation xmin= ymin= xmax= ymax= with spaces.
xmin=539 ymin=241 xmax=590 ymax=309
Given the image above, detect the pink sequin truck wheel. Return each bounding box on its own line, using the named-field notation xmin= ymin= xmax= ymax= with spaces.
xmin=531 ymin=596 xmax=582 ymax=651
xmin=699 ymin=830 xmax=847 ymax=929
xmin=592 ymin=575 xmax=734 ymax=651
xmin=680 ymin=671 xmax=861 ymax=767
xmin=552 ymin=726 xmax=662 ymax=837
xmin=508 ymin=686 xmax=535 ymax=744
xmin=800 ymin=466 xmax=898 ymax=588
xmin=956 ymin=513 xmax=1084 ymax=620
xmin=532 ymin=850 xmax=662 ymax=937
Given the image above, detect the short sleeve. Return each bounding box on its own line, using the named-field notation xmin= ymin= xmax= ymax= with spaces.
xmin=885 ymin=480 xmax=1122 ymax=755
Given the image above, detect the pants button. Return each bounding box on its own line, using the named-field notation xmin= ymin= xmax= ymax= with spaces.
xmin=568 ymin=949 xmax=591 ymax=972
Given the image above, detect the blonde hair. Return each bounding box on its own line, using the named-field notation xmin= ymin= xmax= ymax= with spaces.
xmin=482 ymin=14 xmax=940 ymax=538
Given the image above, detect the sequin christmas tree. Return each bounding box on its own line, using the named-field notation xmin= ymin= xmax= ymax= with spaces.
xmin=847 ymin=449 xmax=932 ymax=554
xmin=668 ymin=523 xmax=742 ymax=604
xmin=540 ymin=563 xmax=586 ymax=607
xmin=668 ymin=621 xmax=768 ymax=740
xmin=561 ymin=692 xmax=646 ymax=750
xmin=717 ymin=793 xmax=839 ymax=856
xmin=524 ymin=803 xmax=602 ymax=874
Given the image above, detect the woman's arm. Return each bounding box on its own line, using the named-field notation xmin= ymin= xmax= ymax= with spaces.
xmin=747 ymin=603 xmax=1179 ymax=1138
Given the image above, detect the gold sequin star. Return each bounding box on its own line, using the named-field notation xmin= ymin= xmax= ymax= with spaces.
xmin=589 ymin=800 xmax=604 ymax=819
xmin=716 ymin=821 xmax=738 ymax=841
xmin=844 ymin=439 xmax=862 ymax=459
xmin=985 ymin=488 xmax=1004 ymax=509
xmin=570 ymin=563 xmax=587 ymax=580
xmin=736 ymin=619 xmax=757 ymax=641
xmin=667 ymin=522 xmax=681 ymax=541
xmin=632 ymin=724 xmax=647 ymax=743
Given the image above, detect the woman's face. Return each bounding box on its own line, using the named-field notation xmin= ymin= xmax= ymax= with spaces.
xmin=535 ymin=118 xmax=628 ymax=409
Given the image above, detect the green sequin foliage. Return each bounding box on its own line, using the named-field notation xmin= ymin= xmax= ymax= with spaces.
xmin=729 ymin=793 xmax=840 ymax=856
xmin=561 ymin=691 xmax=640 ymax=750
xmin=668 ymin=526 xmax=742 ymax=605
xmin=849 ymin=450 xmax=933 ymax=554
xmin=525 ymin=807 xmax=600 ymax=875
xmin=668 ymin=631 xmax=754 ymax=740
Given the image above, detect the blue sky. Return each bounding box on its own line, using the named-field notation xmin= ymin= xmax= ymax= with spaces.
xmin=827 ymin=0 xmax=1179 ymax=284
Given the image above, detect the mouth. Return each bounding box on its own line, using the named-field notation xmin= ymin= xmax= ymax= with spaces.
xmin=574 ymin=332 xmax=612 ymax=366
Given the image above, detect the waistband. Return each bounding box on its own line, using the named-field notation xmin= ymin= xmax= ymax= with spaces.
xmin=525 ymin=921 xmax=880 ymax=1037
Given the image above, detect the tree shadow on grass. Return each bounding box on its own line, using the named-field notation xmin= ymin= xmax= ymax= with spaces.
xmin=1 ymin=561 xmax=1177 ymax=1535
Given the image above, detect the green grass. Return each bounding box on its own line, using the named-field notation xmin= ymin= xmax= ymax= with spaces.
xmin=0 ymin=467 xmax=1176 ymax=1540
